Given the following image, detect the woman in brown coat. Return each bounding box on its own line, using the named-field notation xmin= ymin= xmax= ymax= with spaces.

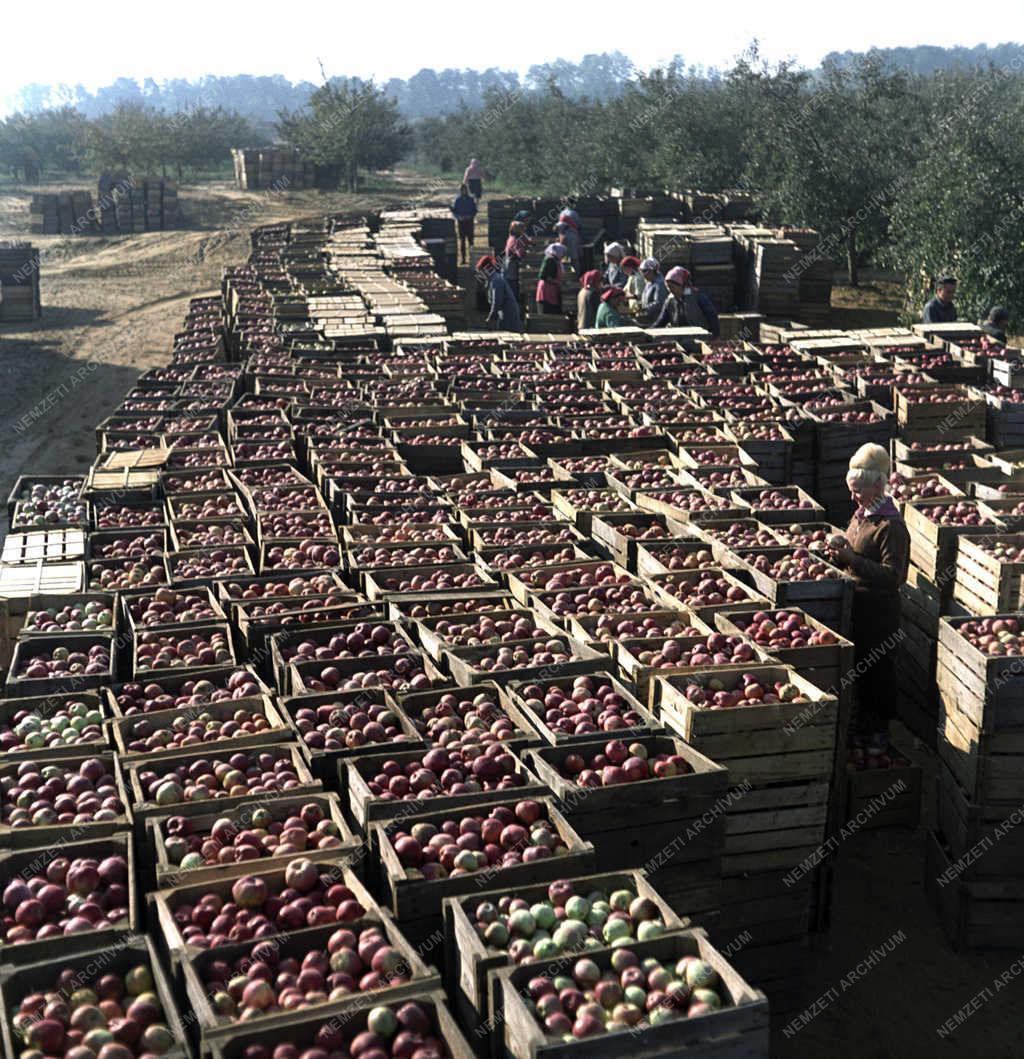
xmin=827 ymin=443 xmax=910 ymax=755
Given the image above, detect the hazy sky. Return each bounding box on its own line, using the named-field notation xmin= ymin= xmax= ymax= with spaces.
xmin=2 ymin=0 xmax=1018 ymax=110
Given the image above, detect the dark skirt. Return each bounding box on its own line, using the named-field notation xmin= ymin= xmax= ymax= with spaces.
xmin=467 ymin=178 xmax=483 ymax=198
xmin=535 ymin=301 xmax=562 ymax=315
xmin=456 ymin=218 xmax=474 ymax=240
xmin=850 ymin=589 xmax=900 ymax=730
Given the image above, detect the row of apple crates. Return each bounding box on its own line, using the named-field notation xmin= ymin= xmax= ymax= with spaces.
xmin=0 ymin=554 xmax=859 ymax=999
xmin=0 ymin=840 xmax=768 ymax=1059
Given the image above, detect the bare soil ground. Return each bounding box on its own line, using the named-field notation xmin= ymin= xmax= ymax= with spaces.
xmin=0 ymin=179 xmax=1020 ymax=1056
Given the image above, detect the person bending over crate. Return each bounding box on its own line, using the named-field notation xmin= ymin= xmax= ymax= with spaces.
xmin=826 ymin=443 xmax=910 ymax=756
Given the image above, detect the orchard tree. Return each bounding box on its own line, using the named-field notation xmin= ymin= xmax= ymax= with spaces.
xmin=278 ymin=79 xmax=411 ymax=191
xmin=738 ymin=52 xmax=926 ymax=284
xmin=167 ymin=106 xmax=261 ymax=178
xmin=84 ymin=101 xmax=173 ymax=173
xmin=887 ymin=68 xmax=1024 ymax=325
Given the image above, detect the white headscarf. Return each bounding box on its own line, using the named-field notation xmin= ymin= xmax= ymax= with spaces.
xmin=604 ymin=242 xmax=625 ymax=260
xmin=641 ymin=257 xmax=660 ymax=272
xmin=545 ymin=243 xmax=567 ymax=259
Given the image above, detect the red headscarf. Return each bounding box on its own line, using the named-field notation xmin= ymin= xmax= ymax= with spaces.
xmin=581 ymin=270 xmax=603 ymax=290
xmin=476 ymin=255 xmax=498 ymax=271
xmin=622 ymin=256 xmax=642 ymax=270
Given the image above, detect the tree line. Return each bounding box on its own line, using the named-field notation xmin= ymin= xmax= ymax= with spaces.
xmin=0 ymin=104 xmax=262 ymax=181
xmin=6 ymin=43 xmax=1022 ymax=123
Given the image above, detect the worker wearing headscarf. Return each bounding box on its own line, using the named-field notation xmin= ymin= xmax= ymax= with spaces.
xmin=638 ymin=257 xmax=668 ymax=324
xmin=478 ymin=255 xmax=522 ymax=332
xmin=595 ymin=287 xmax=629 ymax=329
xmin=651 ymin=266 xmax=720 ymax=336
xmin=463 ymin=159 xmax=484 ymax=201
xmin=603 ymin=242 xmax=627 ymax=288
xmin=576 ymin=269 xmax=603 ymax=330
xmin=621 ymin=256 xmax=644 ymax=309
xmin=536 ymin=243 xmax=567 ymax=316
xmin=555 ymin=216 xmax=582 ymax=275
xmin=559 ymin=198 xmax=582 ymax=231
xmin=503 ymin=221 xmax=530 ymax=301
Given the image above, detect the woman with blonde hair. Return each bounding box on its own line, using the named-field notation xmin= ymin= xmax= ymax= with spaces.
xmin=827 ymin=443 xmax=910 ymax=753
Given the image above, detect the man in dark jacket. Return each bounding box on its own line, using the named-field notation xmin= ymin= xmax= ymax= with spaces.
xmin=451 ymin=184 xmax=478 ymax=264
xmin=652 ymin=266 xmax=720 ymax=336
xmin=922 ymin=276 xmax=957 ymax=323
xmin=980 ymin=306 xmax=1010 ymax=346
xmin=478 ymin=255 xmax=522 ymax=332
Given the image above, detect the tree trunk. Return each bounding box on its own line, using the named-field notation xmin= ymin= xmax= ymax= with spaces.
xmin=846 ymin=229 xmax=859 ymax=287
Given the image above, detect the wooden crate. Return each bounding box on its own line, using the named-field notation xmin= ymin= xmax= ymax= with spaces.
xmin=111 ymin=694 xmax=288 ymax=762
xmin=124 ymin=742 xmax=322 ymax=822
xmin=490 ymin=929 xmax=769 ymax=1059
xmin=362 ymin=562 xmax=500 ymax=602
xmin=370 ymin=797 xmax=595 ymax=949
xmin=936 ymin=761 xmax=1024 ymax=882
xmin=502 ymin=671 xmax=661 ymax=744
xmin=655 ymin=665 xmax=839 ymax=787
xmin=0 ymin=935 xmax=190 ymax=1059
xmin=184 ymin=914 xmax=438 ymax=1043
xmin=634 ymin=538 xmax=719 ymax=578
xmin=0 ymin=689 xmax=109 ymax=762
xmin=729 ymin=485 xmax=825 ymax=525
xmin=936 ymin=682 xmax=1024 ymax=804
xmin=396 ymin=682 xmax=538 ymax=752
xmin=714 ymin=606 xmax=854 ymax=703
xmin=443 ymin=868 xmax=689 ymax=1047
xmin=713 ymin=869 xmax=816 ymax=948
xmin=5 ymin=631 xmax=116 ymax=697
xmin=904 ymin=500 xmax=1005 ymax=585
xmin=205 ymin=990 xmax=474 ymax=1059
xmin=442 ymin=638 xmax=605 ymax=688
xmin=144 ymin=791 xmax=359 ymax=889
xmin=937 ymin=614 xmax=1024 ymax=731
xmin=524 ymin=734 xmax=728 ymax=872
xmin=646 ymin=568 xmax=769 ymax=623
xmin=151 ymin=851 xmax=372 ymax=978
xmin=0 ymin=834 xmax=137 ymax=967
xmin=895 ymin=384 xmax=986 ymax=438
xmin=413 ymin=607 xmax=562 ymax=665
xmin=345 ymin=743 xmax=547 ymax=834
xmin=953 ymin=534 xmax=1024 ymax=614
xmin=268 ymin=618 xmax=417 ymax=688
xmin=0 ymin=750 xmax=130 ymax=849
xmin=614 ymin=633 xmax=774 ymax=705
xmin=730 ymin=547 xmax=852 ymax=635
xmin=721 ymin=779 xmax=830 ymax=875
xmin=590 ymin=511 xmax=673 ymax=570
xmin=843 ymin=755 xmax=922 ymax=829
xmin=925 ymin=828 xmax=1024 ymax=951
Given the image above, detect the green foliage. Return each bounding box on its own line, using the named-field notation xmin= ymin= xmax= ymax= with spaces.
xmin=885 ymin=69 xmax=1024 ymax=324
xmin=277 ymin=79 xmax=411 ymax=191
xmin=0 ymin=102 xmax=261 ymax=180
xmin=738 ymin=52 xmax=927 ymax=284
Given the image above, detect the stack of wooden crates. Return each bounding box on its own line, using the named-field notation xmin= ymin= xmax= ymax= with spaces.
xmin=0 ymin=242 xmax=41 ymax=322
xmin=931 ymin=614 xmax=1024 ymax=950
